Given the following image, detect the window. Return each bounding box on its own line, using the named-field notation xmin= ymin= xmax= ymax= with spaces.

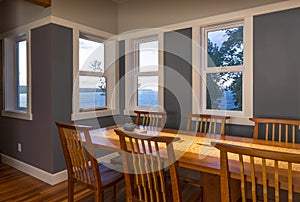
xmin=124 ymin=35 xmax=163 ymax=114
xmin=2 ymin=31 xmax=32 ymax=120
xmin=72 ymin=31 xmax=118 ymax=120
xmin=195 ymin=19 xmax=252 ymax=122
xmin=203 ymin=22 xmax=243 ymax=112
xmin=136 ymin=38 xmax=159 ymax=107
xmin=78 ymin=35 xmax=106 ymax=111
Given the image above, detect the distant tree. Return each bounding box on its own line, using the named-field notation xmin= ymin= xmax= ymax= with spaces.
xmin=89 ymin=60 xmax=103 ymax=72
xmin=89 ymin=60 xmax=106 ymax=90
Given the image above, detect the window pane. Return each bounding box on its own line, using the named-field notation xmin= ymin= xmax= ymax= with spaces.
xmin=137 ymin=76 xmax=158 ymax=106
xmin=17 ymin=40 xmax=27 ymax=108
xmin=207 ymin=26 xmax=243 ymax=67
xmin=79 ymin=76 xmax=106 ymax=109
xmin=79 ymin=38 xmax=104 ymax=72
xmin=138 ymin=40 xmax=158 ymax=72
xmin=206 ymin=72 xmax=242 ymax=111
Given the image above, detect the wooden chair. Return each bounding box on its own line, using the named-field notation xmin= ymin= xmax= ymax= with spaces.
xmin=114 ymin=128 xmax=181 ymax=202
xmin=134 ymin=110 xmax=167 ymax=129
xmin=55 ymin=122 xmax=124 ymax=202
xmin=185 ymin=114 xmax=230 ymax=135
xmin=249 ymin=118 xmax=300 ymax=143
xmin=178 ymin=113 xmax=230 ymax=200
xmin=215 ymin=142 xmax=300 ymax=202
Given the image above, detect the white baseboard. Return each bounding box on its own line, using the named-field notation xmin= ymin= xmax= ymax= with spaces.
xmin=1 ymin=153 xmax=67 ymax=186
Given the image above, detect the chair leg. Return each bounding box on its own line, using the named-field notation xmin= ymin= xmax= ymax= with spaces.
xmin=68 ymin=179 xmax=74 ymax=202
xmin=111 ymin=184 xmax=116 ymax=200
xmin=95 ymin=190 xmax=104 ymax=202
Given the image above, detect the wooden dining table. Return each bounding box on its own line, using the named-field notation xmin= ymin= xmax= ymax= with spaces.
xmin=88 ymin=125 xmax=300 ymax=202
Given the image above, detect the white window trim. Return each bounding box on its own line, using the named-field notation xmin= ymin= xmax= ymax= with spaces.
xmin=124 ymin=33 xmax=164 ymax=116
xmin=2 ymin=30 xmax=33 ymax=120
xmin=71 ymin=30 xmax=119 ymax=121
xmin=192 ymin=16 xmax=253 ymax=126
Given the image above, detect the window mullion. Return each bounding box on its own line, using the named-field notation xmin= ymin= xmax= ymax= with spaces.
xmin=137 ymin=71 xmax=158 ymax=77
xmin=205 ymin=66 xmax=243 ymax=74
xmin=79 ymin=71 xmax=104 ymax=77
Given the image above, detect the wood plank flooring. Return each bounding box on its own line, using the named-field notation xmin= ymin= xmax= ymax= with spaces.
xmin=0 ymin=163 xmax=201 ymax=201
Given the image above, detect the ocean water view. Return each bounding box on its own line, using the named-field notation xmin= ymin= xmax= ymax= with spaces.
xmin=19 ymin=89 xmax=238 ymax=110
xmin=138 ymin=89 xmax=158 ymax=106
xmin=79 ymin=91 xmax=106 ymax=108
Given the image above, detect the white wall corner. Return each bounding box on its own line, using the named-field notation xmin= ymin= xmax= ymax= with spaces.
xmin=1 ymin=153 xmax=67 ymax=186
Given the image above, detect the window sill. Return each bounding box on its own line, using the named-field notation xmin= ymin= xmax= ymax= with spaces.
xmin=71 ymin=109 xmax=120 ymax=121
xmin=125 ymin=109 xmax=253 ymax=126
xmin=226 ymin=116 xmax=254 ymax=126
xmin=2 ymin=110 xmax=33 ymax=120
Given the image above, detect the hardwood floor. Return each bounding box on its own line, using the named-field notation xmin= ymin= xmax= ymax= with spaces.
xmin=0 ymin=163 xmax=126 ymax=202
xmin=0 ymin=163 xmax=201 ymax=201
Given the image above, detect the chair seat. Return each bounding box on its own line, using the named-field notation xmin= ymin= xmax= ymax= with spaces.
xmin=97 ymin=163 xmax=124 ymax=189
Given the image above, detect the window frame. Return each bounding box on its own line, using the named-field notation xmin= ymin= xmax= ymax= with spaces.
xmin=2 ymin=30 xmax=32 ymax=120
xmin=135 ymin=36 xmax=159 ymax=107
xmin=78 ymin=33 xmax=107 ymax=111
xmin=124 ymin=34 xmax=164 ymax=115
xmin=71 ymin=30 xmax=119 ymax=121
xmin=193 ymin=17 xmax=253 ymax=125
xmin=202 ymin=21 xmax=244 ymax=115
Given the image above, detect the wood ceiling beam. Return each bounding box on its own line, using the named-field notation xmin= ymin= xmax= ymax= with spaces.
xmin=24 ymin=0 xmax=51 ymax=8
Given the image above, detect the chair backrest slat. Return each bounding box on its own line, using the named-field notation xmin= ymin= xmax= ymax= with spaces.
xmin=250 ymin=118 xmax=300 ymax=143
xmin=262 ymin=158 xmax=268 ymax=202
xmin=134 ymin=110 xmax=167 ymax=129
xmin=239 ymin=154 xmax=246 ymax=202
xmin=185 ymin=114 xmax=230 ymax=135
xmin=115 ymin=129 xmax=181 ymax=202
xmin=250 ymin=156 xmax=256 ymax=202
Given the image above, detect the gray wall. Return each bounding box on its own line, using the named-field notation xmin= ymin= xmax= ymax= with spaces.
xmin=0 ymin=0 xmax=118 ymax=35
xmin=0 ymin=0 xmax=51 ymax=33
xmin=0 ymin=22 xmax=119 ymax=173
xmin=253 ymin=8 xmax=300 ymax=120
xmin=164 ymin=28 xmax=192 ymax=130
xmin=0 ymin=24 xmax=70 ymax=173
xmin=117 ymin=0 xmax=287 ymax=33
xmin=51 ymin=24 xmax=73 ymax=172
xmin=0 ymin=24 xmax=73 ymax=173
xmin=52 ymin=0 xmax=118 ymax=34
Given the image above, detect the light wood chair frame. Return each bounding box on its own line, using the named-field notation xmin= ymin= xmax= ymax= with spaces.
xmin=185 ymin=114 xmax=230 ymax=135
xmin=56 ymin=122 xmax=123 ymax=202
xmin=215 ymin=142 xmax=300 ymax=202
xmin=134 ymin=110 xmax=167 ymax=129
xmin=114 ymin=128 xmax=181 ymax=202
xmin=249 ymin=118 xmax=300 ymax=143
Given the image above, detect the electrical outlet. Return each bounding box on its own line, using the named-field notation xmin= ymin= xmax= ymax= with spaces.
xmin=17 ymin=143 xmax=22 ymax=152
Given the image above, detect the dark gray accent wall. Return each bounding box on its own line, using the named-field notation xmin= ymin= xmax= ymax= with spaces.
xmin=253 ymin=8 xmax=300 ymax=120
xmin=0 ymin=40 xmax=2 ymax=110
xmin=51 ymin=24 xmax=73 ymax=172
xmin=0 ymin=39 xmax=2 ymax=162
xmin=164 ymin=28 xmax=193 ymax=130
xmin=119 ymin=40 xmax=126 ymax=114
xmin=0 ymin=24 xmax=58 ymax=173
